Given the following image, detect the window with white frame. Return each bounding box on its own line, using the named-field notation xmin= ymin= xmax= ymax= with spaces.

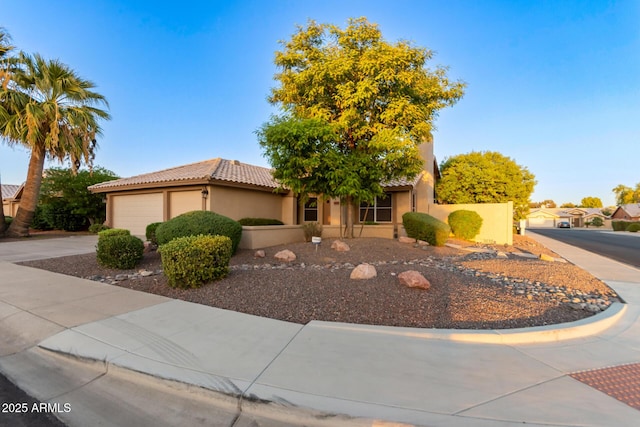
xmin=304 ymin=197 xmax=318 ymax=222
xmin=359 ymin=194 xmax=392 ymax=223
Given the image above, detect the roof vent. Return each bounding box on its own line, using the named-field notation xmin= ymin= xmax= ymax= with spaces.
xmin=231 ymin=160 xmax=240 ymax=166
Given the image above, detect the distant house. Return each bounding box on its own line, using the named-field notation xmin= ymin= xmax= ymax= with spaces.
xmin=1 ymin=183 xmax=23 ymax=217
xmin=526 ymin=207 xmax=607 ymax=228
xmin=611 ymin=204 xmax=640 ymax=221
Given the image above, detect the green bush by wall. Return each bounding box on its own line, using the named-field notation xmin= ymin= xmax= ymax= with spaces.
xmin=88 ymin=223 xmax=110 ymax=234
xmin=402 ymin=212 xmax=450 ymax=246
xmin=448 ymin=210 xmax=483 ymax=240
xmin=238 ymin=218 xmax=284 ymax=226
xmin=627 ymin=223 xmax=640 ymax=232
xmin=160 ymin=234 xmax=233 ymax=288
xmin=145 ymin=222 xmax=163 ymax=245
xmin=98 ymin=228 xmax=130 ymax=238
xmin=155 ymin=210 xmax=242 ymax=253
xmin=96 ymin=234 xmax=144 ymax=269
xmin=612 ymin=220 xmax=632 ymax=231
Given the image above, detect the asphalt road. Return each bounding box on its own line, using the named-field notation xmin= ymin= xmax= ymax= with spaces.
xmin=0 ymin=372 xmax=66 ymax=427
xmin=529 ymin=228 xmax=640 ymax=269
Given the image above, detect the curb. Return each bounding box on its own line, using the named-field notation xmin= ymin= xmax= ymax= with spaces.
xmin=309 ymin=302 xmax=628 ymax=345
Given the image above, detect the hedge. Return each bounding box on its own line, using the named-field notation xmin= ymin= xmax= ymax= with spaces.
xmin=402 ymin=212 xmax=450 ymax=246
xmin=627 ymin=223 xmax=640 ymax=232
xmin=238 ymin=217 xmax=284 ymax=226
xmin=96 ymin=234 xmax=144 ymax=269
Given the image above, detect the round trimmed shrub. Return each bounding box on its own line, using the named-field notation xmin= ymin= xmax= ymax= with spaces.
xmin=98 ymin=228 xmax=130 ymax=238
xmin=627 ymin=223 xmax=640 ymax=232
xmin=155 ymin=210 xmax=242 ymax=253
xmin=448 ymin=210 xmax=483 ymax=240
xmin=159 ymin=234 xmax=233 ymax=288
xmin=88 ymin=223 xmax=110 ymax=234
xmin=145 ymin=222 xmax=163 ymax=245
xmin=96 ymin=234 xmax=144 ymax=269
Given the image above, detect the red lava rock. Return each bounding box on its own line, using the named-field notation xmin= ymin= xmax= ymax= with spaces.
xmin=398 ymin=270 xmax=431 ymax=290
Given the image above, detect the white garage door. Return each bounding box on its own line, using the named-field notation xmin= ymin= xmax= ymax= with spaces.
xmin=112 ymin=193 xmax=163 ymax=237
xmin=527 ymin=217 xmax=555 ymax=228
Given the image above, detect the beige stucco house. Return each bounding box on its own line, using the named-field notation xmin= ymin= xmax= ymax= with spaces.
xmin=1 ymin=183 xmax=22 ymax=217
xmin=526 ymin=207 xmax=608 ymax=228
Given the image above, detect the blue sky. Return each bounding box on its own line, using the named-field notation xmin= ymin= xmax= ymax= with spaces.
xmin=2 ymin=0 xmax=639 ymax=207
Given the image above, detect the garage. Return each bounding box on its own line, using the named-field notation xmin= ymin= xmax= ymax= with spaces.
xmin=111 ymin=193 xmax=163 ymax=237
xmin=527 ymin=216 xmax=556 ymax=228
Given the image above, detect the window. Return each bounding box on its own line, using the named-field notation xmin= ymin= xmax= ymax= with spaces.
xmin=304 ymin=198 xmax=318 ymax=222
xmin=359 ymin=194 xmax=392 ymax=223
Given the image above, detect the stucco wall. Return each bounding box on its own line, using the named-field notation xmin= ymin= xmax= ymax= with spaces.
xmin=427 ymin=202 xmax=514 ymax=245
xmin=169 ymin=190 xmax=202 ymax=218
xmin=208 ymin=186 xmax=283 ymax=221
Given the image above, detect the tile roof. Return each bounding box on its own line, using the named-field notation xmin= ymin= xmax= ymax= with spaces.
xmin=89 ymin=158 xmax=280 ymax=191
xmin=618 ymin=203 xmax=640 ymax=217
xmin=383 ymin=172 xmax=423 ymax=189
xmin=1 ymin=184 xmax=21 ymax=200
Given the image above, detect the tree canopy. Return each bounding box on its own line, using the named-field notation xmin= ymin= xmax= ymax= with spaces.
xmin=259 ymin=17 xmax=465 ymax=235
xmin=579 ymin=196 xmax=603 ymax=208
xmin=435 ymin=151 xmax=536 ymax=220
xmin=612 ymin=183 xmax=640 ymax=205
xmin=39 ymin=166 xmax=118 ymax=227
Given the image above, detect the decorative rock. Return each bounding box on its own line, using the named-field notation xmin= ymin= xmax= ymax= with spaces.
xmin=331 ymin=240 xmax=351 ymax=252
xmin=585 ymin=304 xmax=601 ymax=313
xmin=254 ymin=250 xmax=266 ymax=258
xmin=274 ymin=250 xmax=296 ymax=262
xmin=417 ymin=240 xmax=429 ymax=246
xmin=496 ymin=251 xmax=508 ymax=259
xmin=398 ymin=236 xmax=415 ymax=244
xmin=539 ymin=253 xmax=555 ymax=262
xmin=350 ymin=263 xmax=377 ymax=280
xmin=139 ymin=270 xmax=153 ymax=277
xmin=398 ymin=270 xmax=430 ymax=290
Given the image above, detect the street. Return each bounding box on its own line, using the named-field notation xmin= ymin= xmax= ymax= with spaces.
xmin=0 ymin=372 xmax=66 ymax=427
xmin=529 ymin=228 xmax=640 ymax=269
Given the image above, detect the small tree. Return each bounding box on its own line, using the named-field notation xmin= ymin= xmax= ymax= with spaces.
xmin=436 ymin=151 xmax=536 ymax=220
xmin=560 ymin=202 xmax=576 ymax=208
xmin=39 ymin=166 xmax=118 ymax=227
xmin=260 ymin=17 xmax=465 ymax=237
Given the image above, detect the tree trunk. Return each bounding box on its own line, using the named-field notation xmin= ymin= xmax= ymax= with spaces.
xmin=345 ymin=195 xmax=355 ymax=239
xmin=6 ymin=146 xmax=46 ymax=237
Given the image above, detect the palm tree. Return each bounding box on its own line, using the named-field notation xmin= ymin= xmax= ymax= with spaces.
xmin=0 ymin=27 xmax=15 ymax=234
xmin=0 ymin=52 xmax=110 ymax=236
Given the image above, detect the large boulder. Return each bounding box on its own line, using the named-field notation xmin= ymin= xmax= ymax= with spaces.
xmin=331 ymin=240 xmax=350 ymax=252
xmin=274 ymin=249 xmax=296 ymax=262
xmin=398 ymin=236 xmax=415 ymax=244
xmin=398 ymin=270 xmax=431 ymax=290
xmin=350 ymin=263 xmax=377 ymax=280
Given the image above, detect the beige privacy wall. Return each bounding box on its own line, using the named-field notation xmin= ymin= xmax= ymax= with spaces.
xmin=426 ymin=201 xmax=514 ymax=245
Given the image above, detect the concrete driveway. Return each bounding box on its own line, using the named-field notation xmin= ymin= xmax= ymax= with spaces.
xmin=0 ymin=235 xmax=98 ymax=263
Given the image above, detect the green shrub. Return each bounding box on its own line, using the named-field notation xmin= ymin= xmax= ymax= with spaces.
xmin=4 ymin=216 xmax=12 ymax=225
xmin=302 ymin=222 xmax=323 ymax=242
xmin=30 ymin=206 xmax=53 ymax=230
xmin=159 ymin=234 xmax=233 ymax=288
xmin=589 ymin=217 xmax=604 ymax=227
xmin=96 ymin=234 xmax=144 ymax=269
xmin=448 ymin=210 xmax=483 ymax=240
xmin=88 ymin=223 xmax=110 ymax=234
xmin=627 ymin=223 xmax=640 ymax=232
xmin=612 ymin=220 xmax=631 ymax=231
xmin=40 ymin=199 xmax=88 ymax=231
xmin=402 ymin=212 xmax=450 ymax=246
xmin=238 ymin=217 xmax=284 ymax=226
xmin=146 ymin=222 xmax=163 ymax=245
xmin=155 ymin=210 xmax=242 ymax=253
xmin=98 ymin=228 xmax=130 ymax=238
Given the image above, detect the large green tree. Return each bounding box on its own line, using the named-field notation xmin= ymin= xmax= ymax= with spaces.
xmin=0 ymin=52 xmax=110 ymax=236
xmin=579 ymin=196 xmax=603 ymax=208
xmin=436 ymin=151 xmax=536 ymax=220
xmin=39 ymin=166 xmax=118 ymax=227
xmin=259 ymin=17 xmax=465 ymax=236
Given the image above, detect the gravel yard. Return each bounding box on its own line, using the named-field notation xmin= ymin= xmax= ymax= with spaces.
xmin=18 ymin=235 xmax=619 ymax=329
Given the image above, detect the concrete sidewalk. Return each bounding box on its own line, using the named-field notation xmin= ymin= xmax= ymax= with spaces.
xmin=1 ymin=235 xmax=639 ymax=426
